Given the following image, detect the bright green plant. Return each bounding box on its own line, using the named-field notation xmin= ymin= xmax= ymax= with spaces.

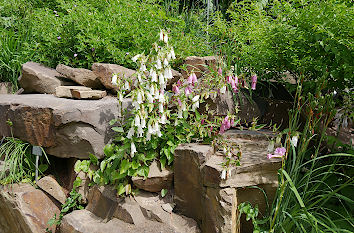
xmin=0 ymin=137 xmax=49 ymax=185
xmin=46 ymin=177 xmax=83 ymax=232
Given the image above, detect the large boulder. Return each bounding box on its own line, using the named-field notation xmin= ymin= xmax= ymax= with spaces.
xmin=91 ymin=63 xmax=136 ymax=92
xmin=0 ymin=94 xmax=130 ymax=159
xmin=19 ymin=62 xmax=74 ymax=94
xmin=0 ymin=183 xmax=60 ymax=233
xmin=174 ymin=130 xmax=281 ymax=233
xmin=56 ymin=64 xmax=104 ymax=89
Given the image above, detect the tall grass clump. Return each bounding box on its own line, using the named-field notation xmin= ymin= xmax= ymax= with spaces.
xmin=238 ymin=77 xmax=354 ymax=232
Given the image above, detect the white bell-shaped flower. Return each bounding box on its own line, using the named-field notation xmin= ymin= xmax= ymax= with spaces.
xmin=146 ymin=132 xmax=151 ymax=141
xmin=150 ymin=69 xmax=157 ymax=82
xmin=140 ymin=64 xmax=147 ymax=72
xmin=160 ymin=114 xmax=166 ymax=124
xmin=137 ymin=125 xmax=144 ymax=137
xmin=171 ymin=48 xmax=176 ymax=59
xmin=127 ymin=127 xmax=134 ymax=139
xmin=146 ymin=92 xmax=153 ymax=103
xmin=159 ymin=30 xmax=164 ymax=41
xmin=131 ymin=142 xmax=137 ymax=157
xmin=132 ymin=54 xmax=140 ymax=63
xmin=135 ymin=114 xmax=141 ymax=127
xmin=220 ymin=85 xmax=226 ymax=94
xmin=163 ymin=34 xmax=168 ymax=44
xmin=163 ymin=58 xmax=168 ymax=67
xmin=141 ymin=117 xmax=146 ymax=128
xmin=137 ymin=91 xmax=143 ymax=104
xmin=164 ymin=68 xmax=173 ymax=80
xmin=155 ymin=59 xmax=162 ymax=70
xmin=159 ymin=103 xmax=164 ymax=113
xmin=124 ymin=81 xmax=130 ymax=91
xmin=158 ymin=92 xmax=165 ymax=103
xmin=112 ymin=75 xmax=118 ymax=86
xmin=159 ymin=73 xmax=165 ymax=86
xmin=178 ymin=108 xmax=183 ymax=118
xmin=148 ymin=123 xmax=153 ymax=134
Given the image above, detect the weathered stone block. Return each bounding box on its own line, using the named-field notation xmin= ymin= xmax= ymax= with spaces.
xmin=71 ymin=90 xmax=107 ymax=100
xmin=181 ymin=56 xmax=217 ymax=78
xmin=0 ymin=183 xmax=60 ymax=233
xmin=56 ymin=64 xmax=103 ymax=89
xmin=132 ymin=161 xmax=173 ymax=193
xmin=91 ymin=63 xmax=136 ymax=92
xmin=0 ymin=94 xmax=130 ymax=159
xmin=55 ymin=86 xmax=92 ymax=98
xmin=37 ymin=175 xmax=68 ymax=204
xmin=19 ymin=62 xmax=74 ymax=94
xmin=174 ymin=130 xmax=281 ymax=233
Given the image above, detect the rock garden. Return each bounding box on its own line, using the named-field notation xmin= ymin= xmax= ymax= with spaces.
xmin=0 ymin=1 xmax=353 ymax=233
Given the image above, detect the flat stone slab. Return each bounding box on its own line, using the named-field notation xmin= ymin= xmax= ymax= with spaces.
xmin=0 ymin=94 xmax=130 ymax=159
xmin=55 ymin=86 xmax=92 ymax=98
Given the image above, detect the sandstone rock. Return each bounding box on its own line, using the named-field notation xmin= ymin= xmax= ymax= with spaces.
xmin=132 ymin=161 xmax=173 ymax=192
xmin=76 ymin=171 xmax=90 ymax=204
xmin=60 ymin=209 xmax=175 ymax=233
xmin=37 ymin=175 xmax=67 ymax=204
xmin=56 ymin=64 xmax=103 ymax=89
xmin=134 ymin=191 xmax=200 ymax=233
xmin=19 ymin=62 xmax=74 ymax=94
xmin=0 ymin=94 xmax=130 ymax=159
xmin=86 ymin=185 xmax=118 ymax=222
xmin=0 ymin=82 xmax=13 ymax=94
xmin=113 ymin=197 xmax=146 ymax=225
xmin=174 ymin=130 xmax=281 ymax=233
xmin=91 ymin=63 xmax=136 ymax=92
xmin=71 ymin=90 xmax=107 ymax=100
xmin=0 ymin=183 xmax=60 ymax=233
xmin=181 ymin=56 xmax=217 ymax=78
xmin=55 ymin=86 xmax=92 ymax=98
xmin=166 ymin=69 xmax=182 ymax=90
xmin=174 ymin=144 xmax=213 ymax=224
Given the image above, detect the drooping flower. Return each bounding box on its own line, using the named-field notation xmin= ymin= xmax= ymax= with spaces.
xmin=171 ymin=48 xmax=176 ymax=59
xmin=187 ymin=72 xmax=197 ymax=85
xmin=267 ymin=147 xmax=287 ymax=159
xmin=251 ymin=74 xmax=257 ymax=90
xmin=160 ymin=30 xmax=164 ymax=41
xmin=137 ymin=125 xmax=144 ymax=137
xmin=74 ymin=53 xmax=78 ymax=57
xmin=127 ymin=127 xmax=134 ymax=139
xmin=160 ymin=114 xmax=167 ymax=124
xmin=172 ymin=85 xmax=180 ymax=95
xmin=163 ymin=34 xmax=168 ymax=44
xmin=112 ymin=75 xmax=118 ymax=86
xmin=291 ymin=136 xmax=298 ymax=147
xmin=185 ymin=86 xmax=193 ymax=96
xmin=219 ymin=116 xmax=232 ymax=134
xmin=124 ymin=81 xmax=130 ymax=91
xmin=159 ymin=73 xmax=165 ymax=86
xmin=163 ymin=58 xmax=169 ymax=67
xmin=177 ymin=108 xmax=183 ymax=118
xmin=131 ymin=142 xmax=137 ymax=157
xmin=155 ymin=59 xmax=162 ymax=69
xmin=135 ymin=114 xmax=141 ymax=127
xmin=150 ymin=69 xmax=157 ymax=82
xmin=132 ymin=54 xmax=141 ymax=63
xmin=192 ymin=95 xmax=200 ymax=111
xmin=221 ymin=169 xmax=227 ymax=180
xmin=177 ymin=79 xmax=182 ymax=87
xmin=141 ymin=117 xmax=146 ymax=128
xmin=159 ymin=103 xmax=164 ymax=113
xmin=220 ymin=85 xmax=227 ymax=94
xmin=146 ymin=92 xmax=154 ymax=103
xmin=218 ymin=68 xmax=222 ymax=76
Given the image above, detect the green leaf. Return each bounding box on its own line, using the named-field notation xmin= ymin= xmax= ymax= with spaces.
xmin=109 ymin=119 xmax=117 ymax=126
xmin=120 ymin=159 xmax=130 ymax=174
xmin=111 ymin=170 xmax=126 ymax=181
xmin=117 ymin=183 xmax=125 ymax=196
xmin=104 ymin=144 xmax=114 ymax=157
xmin=74 ymin=160 xmax=82 ymax=173
xmin=161 ymin=188 xmax=168 ymax=197
xmin=73 ymin=177 xmax=82 ymax=189
xmin=38 ymin=164 xmax=48 ymax=173
xmin=100 ymin=160 xmax=107 ymax=172
xmin=112 ymin=127 xmax=124 ymax=133
xmin=160 ymin=157 xmax=166 ymax=170
xmin=143 ymin=165 xmax=149 ymax=178
xmin=89 ymin=153 xmax=98 ymax=165
xmin=167 ymin=141 xmax=174 ymax=147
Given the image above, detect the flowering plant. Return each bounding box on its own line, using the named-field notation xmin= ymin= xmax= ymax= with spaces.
xmin=79 ymin=31 xmax=259 ymax=195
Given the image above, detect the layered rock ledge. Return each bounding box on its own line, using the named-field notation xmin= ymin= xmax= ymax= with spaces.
xmin=0 ymin=94 xmax=130 ymax=159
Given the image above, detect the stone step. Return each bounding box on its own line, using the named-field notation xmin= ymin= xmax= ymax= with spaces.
xmin=0 ymin=94 xmax=131 ymax=159
xmin=174 ymin=130 xmax=281 ymax=233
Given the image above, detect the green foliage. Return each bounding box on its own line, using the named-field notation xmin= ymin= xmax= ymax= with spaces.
xmin=0 ymin=137 xmax=49 ymax=185
xmin=46 ymin=176 xmax=83 ymax=232
xmin=209 ymin=0 xmax=354 ymax=90
xmin=0 ymin=0 xmax=213 ymax=87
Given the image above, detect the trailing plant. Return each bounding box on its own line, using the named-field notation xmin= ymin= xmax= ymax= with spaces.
xmin=46 ymin=177 xmax=83 ymax=232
